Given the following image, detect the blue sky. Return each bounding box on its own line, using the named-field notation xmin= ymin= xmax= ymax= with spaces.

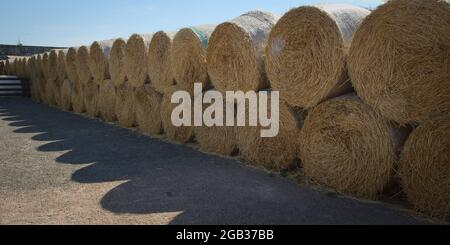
xmin=0 ymin=0 xmax=382 ymax=47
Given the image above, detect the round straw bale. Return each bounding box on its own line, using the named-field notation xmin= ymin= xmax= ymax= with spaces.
xmin=28 ymin=56 xmax=39 ymax=102
xmin=171 ymin=25 xmax=216 ymax=94
xmin=45 ymin=79 xmax=56 ymax=106
xmin=237 ymin=96 xmax=305 ymax=170
xmin=348 ymin=0 xmax=450 ymax=125
xmin=76 ymin=46 xmax=93 ymax=83
xmin=160 ymin=86 xmax=194 ymax=143
xmin=266 ymin=4 xmax=370 ymax=109
xmin=66 ymin=47 xmax=79 ymax=82
xmin=60 ymin=79 xmax=72 ymax=111
xmin=147 ymin=31 xmax=176 ymax=93
xmin=115 ymin=82 xmax=136 ymax=127
xmin=83 ymin=81 xmax=99 ymax=117
xmin=41 ymin=52 xmax=51 ymax=81
xmin=208 ymin=11 xmax=279 ymax=93
xmin=57 ymin=49 xmax=68 ymax=81
xmin=299 ymin=94 xmax=409 ymax=199
xmin=97 ymin=79 xmax=117 ymax=122
xmin=399 ymin=116 xmax=450 ymax=220
xmin=48 ymin=50 xmax=60 ymax=82
xmin=71 ymin=81 xmax=85 ymax=113
xmin=36 ymin=55 xmax=47 ymax=103
xmin=125 ymin=34 xmax=152 ymax=87
xmin=134 ymin=84 xmax=163 ymax=135
xmin=194 ymin=96 xmax=237 ymax=155
xmin=52 ymin=81 xmax=62 ymax=107
xmin=89 ymin=39 xmax=115 ymax=83
xmin=109 ymin=38 xmax=127 ymax=87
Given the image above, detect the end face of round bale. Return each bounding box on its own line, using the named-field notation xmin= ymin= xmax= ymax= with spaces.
xmin=60 ymin=79 xmax=72 ymax=111
xmin=83 ymin=81 xmax=99 ymax=117
xmin=299 ymin=95 xmax=399 ymax=199
xmin=71 ymin=81 xmax=86 ymax=113
xmin=109 ymin=39 xmax=128 ymax=87
xmin=89 ymin=42 xmax=108 ymax=83
xmin=194 ymin=96 xmax=237 ymax=155
xmin=125 ymin=34 xmax=151 ymax=87
xmin=237 ymin=98 xmax=304 ymax=171
xmin=42 ymin=52 xmax=50 ymax=81
xmin=399 ymin=116 xmax=450 ymax=220
xmin=76 ymin=46 xmax=93 ymax=83
xmin=66 ymin=47 xmax=79 ymax=82
xmin=266 ymin=4 xmax=370 ymax=109
xmin=98 ymin=79 xmax=117 ymax=122
xmin=115 ymin=82 xmax=137 ymax=128
xmin=172 ymin=25 xmax=215 ymax=94
xmin=160 ymin=86 xmax=194 ymax=143
xmin=134 ymin=84 xmax=163 ymax=135
xmin=57 ymin=50 xmax=68 ymax=82
xmin=147 ymin=31 xmax=175 ymax=93
xmin=48 ymin=50 xmax=60 ymax=82
xmin=208 ymin=11 xmax=278 ymax=93
xmin=348 ymin=0 xmax=450 ymax=125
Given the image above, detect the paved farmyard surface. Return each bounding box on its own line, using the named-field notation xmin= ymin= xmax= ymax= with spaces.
xmin=0 ymin=97 xmax=432 ymax=224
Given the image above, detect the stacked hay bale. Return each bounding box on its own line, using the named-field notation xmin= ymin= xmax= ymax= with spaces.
xmin=171 ymin=25 xmax=216 ymax=94
xmin=160 ymin=86 xmax=194 ymax=143
xmin=115 ymin=82 xmax=136 ymax=127
xmin=399 ymin=116 xmax=450 ymax=221
xmin=237 ymin=94 xmax=305 ymax=170
xmin=28 ymin=56 xmax=41 ymax=103
xmin=35 ymin=54 xmax=47 ymax=104
xmin=298 ymin=95 xmax=410 ymax=199
xmin=48 ymin=50 xmax=63 ymax=107
xmin=134 ymin=84 xmax=163 ymax=135
xmin=76 ymin=45 xmax=98 ymax=117
xmin=97 ymin=79 xmax=117 ymax=121
xmin=115 ymin=34 xmax=152 ymax=127
xmin=89 ymin=39 xmax=115 ymax=83
xmin=61 ymin=79 xmax=72 ymax=111
xmin=109 ymin=38 xmax=128 ymax=86
xmin=194 ymin=94 xmax=237 ymax=155
xmin=97 ymin=38 xmax=127 ymax=122
xmin=67 ymin=47 xmax=85 ymax=113
xmin=125 ymin=33 xmax=152 ymax=86
xmin=208 ymin=11 xmax=279 ymax=93
xmin=57 ymin=50 xmax=72 ymax=111
xmin=348 ymin=0 xmax=450 ymax=125
xmin=89 ymin=39 xmax=116 ymax=120
xmin=147 ymin=31 xmax=176 ymax=93
xmin=42 ymin=52 xmax=56 ymax=105
xmin=265 ymin=4 xmax=370 ymax=109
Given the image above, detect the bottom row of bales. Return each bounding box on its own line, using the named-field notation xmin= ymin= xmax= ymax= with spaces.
xmin=25 ymin=73 xmax=449 ymax=222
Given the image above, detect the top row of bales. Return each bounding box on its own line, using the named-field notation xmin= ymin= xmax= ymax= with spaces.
xmin=57 ymin=0 xmax=448 ymax=126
